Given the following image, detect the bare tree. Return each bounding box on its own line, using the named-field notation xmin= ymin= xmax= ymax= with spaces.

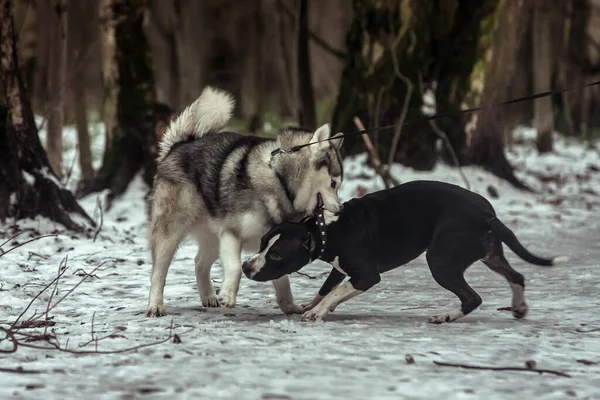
xmin=78 ymin=0 xmax=157 ymax=208
xmin=68 ymin=0 xmax=94 ymax=187
xmin=297 ymin=0 xmax=316 ymax=128
xmin=45 ymin=0 xmax=67 ymax=178
xmin=532 ymin=0 xmax=554 ymax=153
xmin=0 ymin=0 xmax=93 ymax=231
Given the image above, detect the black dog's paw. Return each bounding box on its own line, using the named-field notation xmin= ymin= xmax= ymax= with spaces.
xmin=429 ymin=314 xmax=452 ymax=324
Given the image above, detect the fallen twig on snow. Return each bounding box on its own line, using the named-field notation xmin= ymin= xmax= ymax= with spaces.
xmin=0 ymin=239 xmax=191 ymax=357
xmin=294 ymin=271 xmax=317 ymax=280
xmin=0 ymin=367 xmax=46 ymax=374
xmin=433 ymin=361 xmax=571 ymax=378
xmin=16 ymin=319 xmax=189 ymax=355
xmin=575 ymin=327 xmax=600 ymax=333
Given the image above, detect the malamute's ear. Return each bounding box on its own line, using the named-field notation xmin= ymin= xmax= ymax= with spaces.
xmin=309 ymin=123 xmax=331 ymax=152
xmin=330 ymin=132 xmax=344 ymax=149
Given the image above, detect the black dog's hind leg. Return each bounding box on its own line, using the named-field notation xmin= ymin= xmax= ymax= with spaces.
xmin=302 ymin=268 xmax=346 ymax=312
xmin=426 ymin=231 xmax=486 ymax=323
xmin=482 ymin=248 xmax=528 ymax=319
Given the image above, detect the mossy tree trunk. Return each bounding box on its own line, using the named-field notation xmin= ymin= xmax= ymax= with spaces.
xmin=77 ymin=0 xmax=156 ymax=207
xmin=467 ymin=0 xmax=531 ymax=190
xmin=332 ymin=0 xmax=496 ymax=170
xmin=0 ymin=0 xmax=94 ymax=231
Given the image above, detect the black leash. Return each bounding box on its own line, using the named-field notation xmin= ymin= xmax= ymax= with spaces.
xmin=271 ymin=79 xmax=600 ymax=158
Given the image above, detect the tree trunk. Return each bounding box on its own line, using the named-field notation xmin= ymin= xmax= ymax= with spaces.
xmin=45 ymin=0 xmax=67 ymax=178
xmin=79 ymin=0 xmax=156 ymax=207
xmin=297 ymin=0 xmax=316 ymax=128
xmin=0 ymin=0 xmax=94 ymax=231
xmin=332 ymin=0 xmax=496 ymax=170
xmin=532 ymin=0 xmax=554 ymax=153
xmin=555 ymin=0 xmax=600 ymax=139
xmin=69 ymin=0 xmax=94 ymax=187
xmin=147 ymin=0 xmax=179 ymax=108
xmin=467 ymin=0 xmax=530 ymax=190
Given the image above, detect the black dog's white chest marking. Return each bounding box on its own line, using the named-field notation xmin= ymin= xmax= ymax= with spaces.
xmin=331 ymin=256 xmax=347 ymax=275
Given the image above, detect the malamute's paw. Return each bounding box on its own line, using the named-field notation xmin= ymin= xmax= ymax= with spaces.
xmin=217 ymin=292 xmax=237 ymax=308
xmin=512 ymin=302 xmax=528 ymax=319
xmin=202 ymin=295 xmax=221 ymax=308
xmin=280 ymin=302 xmax=303 ymax=315
xmin=146 ymin=304 xmax=166 ymax=317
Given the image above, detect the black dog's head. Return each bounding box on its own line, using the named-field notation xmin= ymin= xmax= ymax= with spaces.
xmin=242 ymin=222 xmax=315 ymax=282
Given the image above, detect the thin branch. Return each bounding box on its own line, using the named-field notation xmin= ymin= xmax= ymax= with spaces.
xmin=17 ymin=334 xmax=175 ymax=355
xmin=36 ymin=263 xmax=106 ymax=320
xmin=0 ymin=367 xmax=44 ymax=374
xmin=575 ymin=327 xmax=600 ymax=333
xmin=10 ymin=263 xmax=68 ymax=331
xmin=433 ymin=361 xmax=571 ymax=378
xmin=294 ymin=271 xmax=317 ymax=280
xmin=417 ymin=72 xmax=471 ymax=190
xmin=36 ymin=39 xmax=99 ymax=133
xmin=387 ymin=16 xmax=414 ymax=168
xmin=93 ymin=197 xmax=104 ymax=242
xmin=0 ymin=234 xmax=58 ymax=258
xmin=44 ymin=256 xmax=67 ymax=336
xmin=278 ymin=1 xmax=346 ymax=60
xmin=309 ymin=31 xmax=347 ymax=60
xmin=17 ymin=320 xmax=189 ymax=355
xmin=0 ymin=231 xmax=24 ymax=249
xmin=354 ymin=117 xmax=400 ymax=188
xmin=62 ymin=146 xmax=79 ymax=187
xmin=0 ymin=327 xmax=18 ymax=353
xmin=78 ymin=326 xmax=125 ymax=348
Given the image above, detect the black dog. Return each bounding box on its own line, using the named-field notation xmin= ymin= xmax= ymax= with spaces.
xmin=242 ymin=180 xmax=568 ymax=322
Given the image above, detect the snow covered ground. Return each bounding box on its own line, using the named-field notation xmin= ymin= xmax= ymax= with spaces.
xmin=1 ymin=127 xmax=600 ymax=399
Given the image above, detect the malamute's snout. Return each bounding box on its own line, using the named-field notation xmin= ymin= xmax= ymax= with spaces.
xmin=319 ymin=192 xmax=343 ymax=214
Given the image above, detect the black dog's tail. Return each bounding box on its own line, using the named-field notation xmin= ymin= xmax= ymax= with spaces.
xmin=486 ymin=217 xmax=569 ymax=266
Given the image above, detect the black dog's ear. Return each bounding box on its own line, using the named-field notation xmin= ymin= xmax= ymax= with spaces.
xmin=260 ymin=225 xmax=280 ymax=250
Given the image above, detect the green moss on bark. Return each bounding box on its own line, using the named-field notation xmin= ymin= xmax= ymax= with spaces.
xmin=332 ymin=0 xmax=496 ymax=170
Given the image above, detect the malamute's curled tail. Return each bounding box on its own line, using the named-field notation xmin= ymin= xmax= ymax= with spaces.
xmin=486 ymin=217 xmax=569 ymax=266
xmin=157 ymin=86 xmax=235 ymax=162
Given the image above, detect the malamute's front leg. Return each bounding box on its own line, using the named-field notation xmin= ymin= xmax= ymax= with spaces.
xmin=147 ymin=225 xmax=186 ymax=317
xmin=272 ymin=276 xmax=303 ymax=314
xmin=218 ymin=231 xmax=244 ymax=308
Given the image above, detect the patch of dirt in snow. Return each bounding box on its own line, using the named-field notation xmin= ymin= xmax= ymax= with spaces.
xmin=1 ymin=130 xmax=600 ymax=399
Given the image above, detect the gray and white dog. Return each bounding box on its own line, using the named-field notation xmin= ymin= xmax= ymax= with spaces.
xmin=146 ymin=86 xmax=344 ymax=317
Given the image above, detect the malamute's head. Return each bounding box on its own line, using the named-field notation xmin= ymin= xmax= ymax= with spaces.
xmin=273 ymin=124 xmax=344 ymax=216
